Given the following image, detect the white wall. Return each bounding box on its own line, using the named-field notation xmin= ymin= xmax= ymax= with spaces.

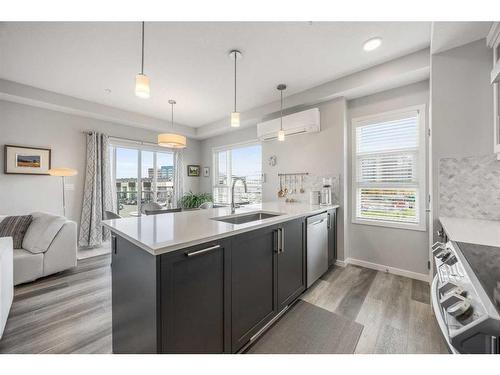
xmin=0 ymin=100 xmax=200 ymax=227
xmin=430 ymin=39 xmax=493 ymax=240
xmin=347 ymin=80 xmax=430 ymax=277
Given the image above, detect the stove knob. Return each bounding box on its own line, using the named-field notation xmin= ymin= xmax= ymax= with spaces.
xmin=444 ymin=254 xmax=458 ymax=266
xmin=447 ymin=299 xmax=472 ymax=318
xmin=440 ymin=251 xmax=452 ymax=261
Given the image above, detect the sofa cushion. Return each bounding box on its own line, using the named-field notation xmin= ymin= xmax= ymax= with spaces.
xmin=22 ymin=212 xmax=66 ymax=254
xmin=0 ymin=215 xmax=33 ymax=249
xmin=13 ymin=249 xmax=44 ymax=286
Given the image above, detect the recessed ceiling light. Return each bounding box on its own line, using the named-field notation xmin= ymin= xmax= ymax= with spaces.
xmin=363 ymin=37 xmax=382 ymax=52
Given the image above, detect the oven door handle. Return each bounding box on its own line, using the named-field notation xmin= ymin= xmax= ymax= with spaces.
xmin=431 ymin=275 xmax=459 ymax=354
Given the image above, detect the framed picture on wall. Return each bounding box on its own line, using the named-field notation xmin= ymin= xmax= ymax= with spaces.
xmin=203 ymin=167 xmax=210 ymax=177
xmin=4 ymin=145 xmax=52 ymax=175
xmin=187 ymin=164 xmax=200 ymax=177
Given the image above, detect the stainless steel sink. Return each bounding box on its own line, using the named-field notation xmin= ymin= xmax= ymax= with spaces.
xmin=212 ymin=211 xmax=282 ymax=224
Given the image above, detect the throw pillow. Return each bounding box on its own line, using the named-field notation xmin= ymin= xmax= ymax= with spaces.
xmin=0 ymin=215 xmax=33 ymax=249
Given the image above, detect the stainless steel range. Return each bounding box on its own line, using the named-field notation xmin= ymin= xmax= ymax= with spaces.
xmin=431 ymin=240 xmax=500 ymax=354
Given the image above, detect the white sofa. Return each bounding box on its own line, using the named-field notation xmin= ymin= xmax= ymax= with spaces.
xmin=0 ymin=212 xmax=77 ymax=286
xmin=0 ymin=237 xmax=13 ymax=339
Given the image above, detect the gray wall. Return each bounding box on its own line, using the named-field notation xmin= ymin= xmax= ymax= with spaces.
xmin=0 ymin=100 xmax=200 ymax=226
xmin=261 ymin=98 xmax=347 ymax=261
xmin=347 ymin=80 xmax=430 ymax=277
xmin=431 ymin=39 xmax=493 ymax=240
xmin=199 ymin=98 xmax=348 ymax=261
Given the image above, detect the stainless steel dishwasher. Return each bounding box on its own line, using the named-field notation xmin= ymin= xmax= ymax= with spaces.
xmin=306 ymin=212 xmax=329 ymax=287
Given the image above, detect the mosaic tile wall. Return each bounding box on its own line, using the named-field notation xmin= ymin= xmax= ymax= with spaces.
xmin=439 ymin=154 xmax=500 ymax=220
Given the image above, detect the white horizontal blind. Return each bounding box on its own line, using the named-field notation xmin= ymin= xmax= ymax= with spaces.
xmin=354 ymin=111 xmax=423 ymax=226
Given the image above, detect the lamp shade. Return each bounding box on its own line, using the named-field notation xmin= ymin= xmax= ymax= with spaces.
xmin=48 ymin=167 xmax=78 ymax=177
xmin=157 ymin=133 xmax=187 ymax=149
xmin=231 ymin=112 xmax=240 ymax=127
xmin=135 ymin=73 xmax=150 ymax=98
xmin=277 ymin=129 xmax=285 ymax=142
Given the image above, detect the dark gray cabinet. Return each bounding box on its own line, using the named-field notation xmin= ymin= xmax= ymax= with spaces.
xmin=277 ymin=218 xmax=306 ymax=312
xmin=230 ymin=225 xmax=278 ymax=352
xmin=160 ymin=239 xmax=230 ymax=353
xmin=111 ymin=216 xmax=315 ymax=354
xmin=111 ymin=235 xmax=160 ymax=354
xmin=327 ymin=209 xmax=337 ymax=266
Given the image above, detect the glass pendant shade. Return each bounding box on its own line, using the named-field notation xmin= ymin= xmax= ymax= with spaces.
xmin=157 ymin=133 xmax=187 ymax=149
xmin=231 ymin=111 xmax=240 ymax=127
xmin=135 ymin=73 xmax=150 ymax=98
xmin=277 ymin=129 xmax=285 ymax=142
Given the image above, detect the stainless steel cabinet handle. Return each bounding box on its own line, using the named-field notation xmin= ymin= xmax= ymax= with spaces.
xmin=312 ymin=219 xmax=326 ymax=225
xmin=185 ymin=245 xmax=221 ymax=257
xmin=281 ymin=227 xmax=285 ymax=253
xmin=277 ymin=228 xmax=282 ymax=253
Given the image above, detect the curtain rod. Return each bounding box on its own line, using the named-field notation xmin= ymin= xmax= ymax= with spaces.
xmin=82 ymin=131 xmax=159 ymax=147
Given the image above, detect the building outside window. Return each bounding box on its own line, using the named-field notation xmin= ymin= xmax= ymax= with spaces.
xmin=213 ymin=142 xmax=262 ymax=205
xmin=111 ymin=144 xmax=174 ymax=217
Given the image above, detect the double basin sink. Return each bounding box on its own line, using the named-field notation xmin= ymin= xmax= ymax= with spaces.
xmin=211 ymin=211 xmax=282 ymax=225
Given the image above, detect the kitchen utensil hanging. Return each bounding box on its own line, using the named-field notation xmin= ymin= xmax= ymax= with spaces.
xmin=278 ymin=173 xmax=308 ymax=196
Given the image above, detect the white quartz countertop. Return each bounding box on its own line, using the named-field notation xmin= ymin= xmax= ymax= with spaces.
xmin=103 ymin=202 xmax=339 ymax=256
xmin=439 ymin=217 xmax=500 ymax=247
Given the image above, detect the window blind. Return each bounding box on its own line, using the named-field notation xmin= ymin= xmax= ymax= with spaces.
xmin=354 ymin=111 xmax=423 ymax=226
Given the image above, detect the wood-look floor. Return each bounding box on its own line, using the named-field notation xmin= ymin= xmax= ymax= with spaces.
xmin=0 ymin=255 xmax=448 ymax=354
xmin=301 ymin=265 xmax=449 ymax=354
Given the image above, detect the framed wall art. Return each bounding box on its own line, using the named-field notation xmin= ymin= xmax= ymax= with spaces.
xmin=4 ymin=145 xmax=52 ymax=175
xmin=187 ymin=164 xmax=200 ymax=177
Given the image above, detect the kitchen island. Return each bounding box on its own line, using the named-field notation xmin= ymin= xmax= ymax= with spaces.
xmin=103 ymin=202 xmax=338 ymax=354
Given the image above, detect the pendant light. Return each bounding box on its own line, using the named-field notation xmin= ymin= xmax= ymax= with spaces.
xmin=158 ymin=100 xmax=187 ymax=148
xmin=135 ymin=21 xmax=150 ymax=98
xmin=277 ymin=84 xmax=287 ymax=141
xmin=229 ymin=50 xmax=242 ymax=127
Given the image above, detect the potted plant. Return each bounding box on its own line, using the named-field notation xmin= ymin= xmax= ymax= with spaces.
xmin=180 ymin=191 xmax=213 ymax=209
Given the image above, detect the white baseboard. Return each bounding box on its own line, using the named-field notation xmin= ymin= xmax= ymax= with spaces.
xmin=345 ymin=257 xmax=430 ymax=282
xmin=334 ymin=259 xmax=347 ymax=267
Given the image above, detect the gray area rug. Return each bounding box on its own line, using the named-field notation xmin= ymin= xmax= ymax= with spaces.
xmin=246 ymin=300 xmax=364 ymax=354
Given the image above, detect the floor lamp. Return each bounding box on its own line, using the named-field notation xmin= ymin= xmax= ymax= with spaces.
xmin=49 ymin=167 xmax=78 ymax=217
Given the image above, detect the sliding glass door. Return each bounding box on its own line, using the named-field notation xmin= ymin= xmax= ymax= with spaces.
xmin=112 ymin=144 xmax=174 ymax=217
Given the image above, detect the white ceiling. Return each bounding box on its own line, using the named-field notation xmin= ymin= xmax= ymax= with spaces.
xmin=431 ymin=22 xmax=492 ymax=54
xmin=0 ymin=22 xmax=431 ymax=128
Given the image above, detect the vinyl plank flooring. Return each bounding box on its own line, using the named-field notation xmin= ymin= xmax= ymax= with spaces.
xmin=411 ymin=279 xmax=430 ymax=304
xmin=0 ymin=254 xmax=112 ymax=354
xmin=334 ymin=267 xmax=377 ymax=320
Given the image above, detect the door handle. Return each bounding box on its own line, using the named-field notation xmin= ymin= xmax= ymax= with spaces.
xmin=185 ymin=245 xmax=221 ymax=257
xmin=312 ymin=219 xmax=326 ymax=225
xmin=281 ymin=226 xmax=285 ymax=253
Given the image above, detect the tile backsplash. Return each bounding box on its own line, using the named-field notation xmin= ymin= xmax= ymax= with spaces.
xmin=439 ymin=154 xmax=500 ymax=220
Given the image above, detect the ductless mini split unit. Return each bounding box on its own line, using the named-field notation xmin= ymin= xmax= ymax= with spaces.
xmin=256 ymin=108 xmax=321 ymax=141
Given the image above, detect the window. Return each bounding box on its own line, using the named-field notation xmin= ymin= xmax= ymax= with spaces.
xmin=213 ymin=142 xmax=262 ymax=205
xmin=110 ymin=142 xmax=174 ymax=217
xmin=352 ymin=105 xmax=426 ymax=230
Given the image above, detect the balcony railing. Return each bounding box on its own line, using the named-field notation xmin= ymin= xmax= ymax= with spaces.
xmin=116 ymin=189 xmax=174 ymax=216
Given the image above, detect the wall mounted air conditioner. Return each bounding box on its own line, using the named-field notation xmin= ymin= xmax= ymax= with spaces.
xmin=257 ymin=108 xmax=320 ymax=141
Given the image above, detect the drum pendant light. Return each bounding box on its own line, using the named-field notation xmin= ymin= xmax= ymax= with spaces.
xmin=158 ymin=100 xmax=187 ymax=148
xmin=229 ymin=50 xmax=242 ymax=127
xmin=277 ymin=84 xmax=287 ymax=141
xmin=135 ymin=22 xmax=150 ymax=98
